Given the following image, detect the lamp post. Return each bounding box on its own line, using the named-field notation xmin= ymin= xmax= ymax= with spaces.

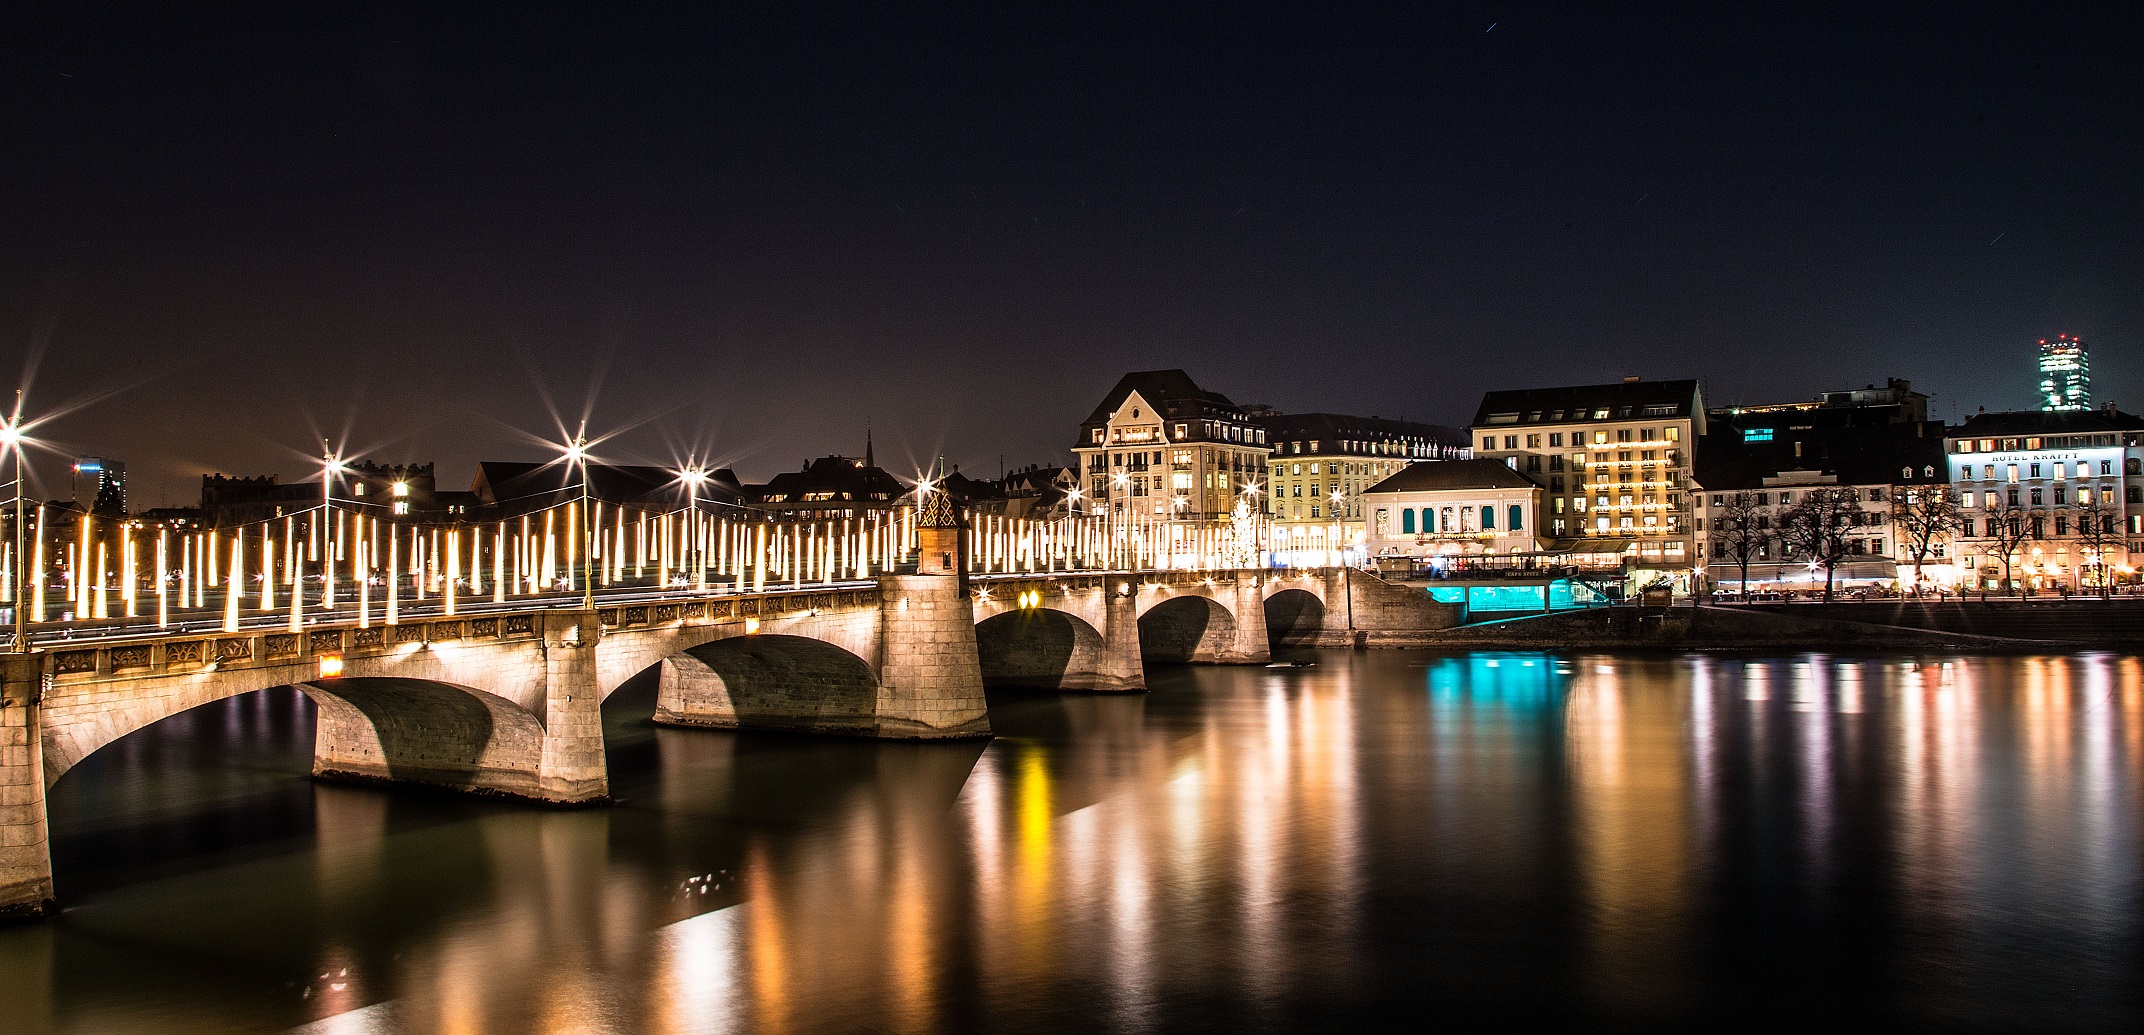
xmin=1063 ymin=487 xmax=1083 ymax=570
xmin=321 ymin=441 xmax=345 ymax=612
xmin=565 ymin=431 xmax=594 ymax=611
xmin=1330 ymin=489 xmax=1347 ymax=568
xmin=3 ymin=407 xmax=24 ymax=651
xmin=680 ymin=466 xmax=707 ymax=590
xmin=1111 ymin=472 xmax=1128 ymax=570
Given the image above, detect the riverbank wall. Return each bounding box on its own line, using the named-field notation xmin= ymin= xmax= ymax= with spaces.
xmin=1382 ymin=605 xmax=2039 ymax=652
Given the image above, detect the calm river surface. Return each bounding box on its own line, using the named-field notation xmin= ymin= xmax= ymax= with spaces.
xmin=2 ymin=650 xmax=2140 ymax=1033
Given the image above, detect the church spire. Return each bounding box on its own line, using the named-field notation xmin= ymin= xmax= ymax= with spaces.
xmin=865 ymin=425 xmax=875 ymax=470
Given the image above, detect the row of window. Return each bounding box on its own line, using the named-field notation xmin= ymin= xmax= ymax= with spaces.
xmin=1961 ymin=515 xmax=2126 ymax=537
xmin=1481 ymin=426 xmax=1684 ymax=451
xmin=1963 ymin=487 xmax=2136 ymax=508
xmin=1481 ymin=404 xmax=1683 ymax=425
xmin=1384 ymin=505 xmax=1528 ymax=535
xmin=1952 ymin=434 xmax=2129 ymax=453
xmin=1959 ymin=458 xmax=2137 ymax=481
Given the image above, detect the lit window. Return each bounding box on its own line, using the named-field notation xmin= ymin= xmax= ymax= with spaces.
xmin=392 ymin=481 xmax=410 ymax=497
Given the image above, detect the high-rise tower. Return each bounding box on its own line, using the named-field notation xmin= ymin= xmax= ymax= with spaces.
xmin=2038 ymin=334 xmax=2091 ymax=411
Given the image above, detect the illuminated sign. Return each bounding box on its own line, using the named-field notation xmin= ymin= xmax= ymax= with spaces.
xmin=1742 ymin=429 xmax=1773 ymax=443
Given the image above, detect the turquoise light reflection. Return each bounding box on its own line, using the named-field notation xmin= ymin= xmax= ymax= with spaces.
xmin=1426 ymin=653 xmax=1571 ymax=709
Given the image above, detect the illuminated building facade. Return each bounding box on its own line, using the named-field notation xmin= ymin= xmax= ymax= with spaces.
xmin=1071 ymin=370 xmax=1270 ymax=524
xmin=1255 ymin=411 xmax=1469 ymax=564
xmin=1360 ymin=459 xmax=1544 ymax=561
xmin=1695 ymin=396 xmax=1950 ymax=591
xmin=1945 ymin=408 xmax=2144 ymax=591
xmin=2038 ymin=334 xmax=2091 ymax=412
xmin=1470 ymin=377 xmax=1705 ymax=581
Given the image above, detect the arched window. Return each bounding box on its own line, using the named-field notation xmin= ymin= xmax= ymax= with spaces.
xmin=1401 ymin=509 xmax=1416 ymax=534
xmin=1481 ymin=505 xmax=1496 ymax=530
xmin=1902 ymin=466 xmax=1912 ymax=479
xmin=1509 ymin=504 xmax=1524 ymax=531
xmin=1441 ymin=506 xmax=1455 ymax=531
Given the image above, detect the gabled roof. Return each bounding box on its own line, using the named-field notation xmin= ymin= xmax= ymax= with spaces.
xmin=1471 ymin=379 xmax=1704 ymax=427
xmin=1074 ymin=370 xmax=1263 ymax=448
xmin=1362 ymin=459 xmax=1539 ymax=494
xmin=1080 ymin=370 xmax=1240 ymax=426
xmin=751 ymin=456 xmax=908 ymax=505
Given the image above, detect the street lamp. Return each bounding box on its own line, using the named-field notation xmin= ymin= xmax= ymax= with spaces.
xmin=1062 ymin=487 xmax=1083 ymax=570
xmin=564 ymin=429 xmax=595 ymax=610
xmin=321 ymin=441 xmax=346 ymax=610
xmin=1329 ymin=489 xmax=1347 ymax=568
xmin=679 ymin=466 xmax=708 ymax=590
xmin=2 ymin=410 xmax=24 ymax=651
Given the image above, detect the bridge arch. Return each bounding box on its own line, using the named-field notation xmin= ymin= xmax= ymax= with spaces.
xmin=40 ymin=671 xmax=553 ymax=800
xmin=1264 ymin=588 xmax=1328 ymax=649
xmin=654 ymin=634 xmax=882 ymax=735
xmin=1137 ymin=594 xmax=1237 ymax=664
xmin=300 ymin=678 xmax=548 ymax=794
xmin=974 ymin=607 xmax=1107 ymax=690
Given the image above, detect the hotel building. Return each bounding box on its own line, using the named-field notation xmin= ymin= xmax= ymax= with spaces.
xmin=1470 ymin=377 xmax=1706 ymax=581
xmin=1945 ymin=407 xmax=2144 ymax=591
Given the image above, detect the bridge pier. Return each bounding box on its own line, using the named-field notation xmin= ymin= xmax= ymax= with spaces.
xmin=2 ymin=653 xmax=56 ymax=920
xmin=876 ymin=575 xmax=992 ymax=738
xmin=303 ymin=610 xmax=609 ymax=804
xmin=1220 ymin=574 xmax=1273 ymax=664
xmin=1094 ymin=581 xmax=1146 ymax=692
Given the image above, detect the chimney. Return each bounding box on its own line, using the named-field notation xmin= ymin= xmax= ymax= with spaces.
xmin=1623 ymin=374 xmax=1641 ymax=383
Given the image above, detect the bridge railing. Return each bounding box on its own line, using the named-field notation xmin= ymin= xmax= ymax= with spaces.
xmin=3 ymin=497 xmax=1286 ymax=647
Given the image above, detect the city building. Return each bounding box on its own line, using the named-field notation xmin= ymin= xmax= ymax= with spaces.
xmin=473 ymin=461 xmax=742 ymax=520
xmin=1253 ymin=411 xmax=1470 ymax=565
xmin=71 ymin=457 xmax=126 ymax=516
xmin=1944 ymin=406 xmax=2144 ymax=591
xmin=1709 ymin=377 xmax=1928 ymax=426
xmin=1694 ymin=415 xmax=1950 ymax=593
xmin=1360 ymin=459 xmax=1544 ymax=563
xmin=993 ymin=465 xmax=1079 ymax=520
xmin=744 ymin=456 xmax=905 ymax=521
xmin=2038 ymin=334 xmax=2091 ymax=412
xmin=1071 ymin=370 xmax=1270 ymax=524
xmin=199 ymin=474 xmax=317 ymax=526
xmin=1470 ymin=377 xmax=1706 ymax=585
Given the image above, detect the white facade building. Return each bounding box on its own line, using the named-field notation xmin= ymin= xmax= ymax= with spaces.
xmin=1361 ymin=459 xmax=1544 ymax=562
xmin=1945 ymin=408 xmax=2144 ymax=591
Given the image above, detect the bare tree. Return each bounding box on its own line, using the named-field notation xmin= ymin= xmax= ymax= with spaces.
xmin=2070 ymin=490 xmax=2121 ymax=597
xmin=1781 ymin=486 xmax=1861 ymax=601
xmin=1891 ymin=484 xmax=1960 ymax=596
xmin=1976 ymin=494 xmax=2036 ymax=597
xmin=1707 ymin=491 xmax=1769 ymax=601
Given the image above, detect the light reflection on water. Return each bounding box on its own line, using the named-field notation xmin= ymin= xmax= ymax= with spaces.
xmin=0 ymin=651 xmax=2139 ymax=1033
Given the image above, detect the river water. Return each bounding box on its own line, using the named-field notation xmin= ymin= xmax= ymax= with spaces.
xmin=2 ymin=650 xmax=2139 ymax=1033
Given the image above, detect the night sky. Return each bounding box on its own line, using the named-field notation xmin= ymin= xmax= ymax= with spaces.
xmin=5 ymin=4 xmax=2139 ymax=507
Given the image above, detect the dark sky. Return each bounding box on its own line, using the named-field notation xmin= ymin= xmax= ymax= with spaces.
xmin=5 ymin=4 xmax=2139 ymax=507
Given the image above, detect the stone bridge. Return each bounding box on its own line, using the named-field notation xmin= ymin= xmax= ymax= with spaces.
xmin=3 ymin=567 xmax=1456 ymax=919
